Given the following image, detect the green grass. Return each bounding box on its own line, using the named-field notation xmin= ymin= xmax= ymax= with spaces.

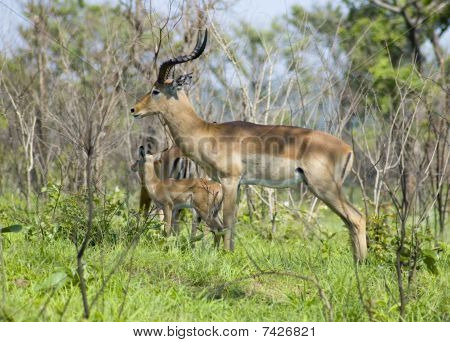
xmin=1 ymin=200 xmax=448 ymax=322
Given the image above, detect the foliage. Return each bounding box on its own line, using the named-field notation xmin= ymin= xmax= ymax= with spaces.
xmin=0 ymin=183 xmax=158 ymax=246
xmin=285 ymin=0 xmax=449 ymax=115
xmin=1 ymin=193 xmax=448 ymax=322
xmin=0 ymin=0 xmax=448 ymax=323
xmin=367 ymin=214 xmax=443 ymax=275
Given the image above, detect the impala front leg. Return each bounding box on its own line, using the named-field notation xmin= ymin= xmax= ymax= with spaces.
xmin=222 ymin=178 xmax=239 ymax=251
xmin=139 ymin=186 xmax=151 ymax=214
xmin=163 ymin=204 xmax=173 ymax=236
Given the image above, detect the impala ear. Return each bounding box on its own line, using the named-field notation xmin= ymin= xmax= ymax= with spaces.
xmin=174 ymin=73 xmax=193 ymax=90
xmin=138 ymin=145 xmax=145 ymax=159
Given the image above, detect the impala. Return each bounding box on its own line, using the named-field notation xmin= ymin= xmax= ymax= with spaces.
xmin=137 ymin=144 xmax=204 ymax=235
xmin=130 ymin=30 xmax=367 ymax=261
xmin=131 ymin=146 xmax=224 ymax=240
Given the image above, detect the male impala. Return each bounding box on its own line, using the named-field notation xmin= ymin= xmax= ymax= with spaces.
xmin=131 ymin=146 xmax=224 ymax=240
xmin=131 ymin=30 xmax=367 ymax=261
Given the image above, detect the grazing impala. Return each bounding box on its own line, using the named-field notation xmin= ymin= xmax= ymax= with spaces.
xmin=131 ymin=146 xmax=224 ymax=240
xmin=131 ymin=30 xmax=367 ymax=261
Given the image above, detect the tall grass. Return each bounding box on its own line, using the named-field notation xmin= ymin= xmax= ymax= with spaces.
xmin=0 ymin=190 xmax=448 ymax=322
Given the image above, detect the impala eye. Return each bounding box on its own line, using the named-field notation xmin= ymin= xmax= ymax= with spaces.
xmin=152 ymin=89 xmax=160 ymax=96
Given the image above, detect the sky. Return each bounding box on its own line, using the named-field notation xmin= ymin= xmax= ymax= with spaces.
xmin=0 ymin=0 xmax=448 ymax=53
xmin=222 ymin=0 xmax=325 ymax=26
xmin=0 ymin=0 xmax=332 ymax=47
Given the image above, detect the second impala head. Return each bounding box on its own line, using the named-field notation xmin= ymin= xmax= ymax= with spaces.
xmin=130 ymin=145 xmax=159 ymax=177
xmin=130 ymin=29 xmax=207 ymax=119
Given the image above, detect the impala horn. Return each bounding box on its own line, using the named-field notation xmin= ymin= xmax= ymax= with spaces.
xmin=157 ymin=29 xmax=208 ymax=84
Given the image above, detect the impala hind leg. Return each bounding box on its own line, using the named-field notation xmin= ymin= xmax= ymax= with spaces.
xmin=303 ymin=172 xmax=367 ymax=261
xmin=172 ymin=209 xmax=182 ymax=235
xmin=189 ymin=210 xmax=203 ymax=244
xmin=204 ymin=215 xmax=224 ymax=248
xmin=191 ymin=204 xmax=222 ymax=246
xmin=214 ymin=220 xmax=225 ymax=248
xmin=222 ymin=178 xmax=239 ymax=251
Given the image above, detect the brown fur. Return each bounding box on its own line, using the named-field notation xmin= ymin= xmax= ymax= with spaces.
xmin=138 ymin=145 xmax=198 ymax=210
xmin=136 ymin=145 xmax=206 ymax=237
xmin=131 ymin=73 xmax=367 ymax=262
xmin=132 ymin=151 xmax=223 ymax=242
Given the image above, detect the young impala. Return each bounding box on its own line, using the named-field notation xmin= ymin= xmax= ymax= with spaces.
xmin=130 ymin=30 xmax=367 ymax=261
xmin=137 ymin=144 xmax=203 ymax=236
xmin=131 ymin=146 xmax=224 ymax=240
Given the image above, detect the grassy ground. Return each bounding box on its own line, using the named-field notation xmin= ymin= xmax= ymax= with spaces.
xmin=1 ymin=197 xmax=448 ymax=322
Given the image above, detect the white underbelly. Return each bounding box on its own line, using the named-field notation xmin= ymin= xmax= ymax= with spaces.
xmin=240 ymin=177 xmax=302 ymax=188
xmin=240 ymin=154 xmax=305 ymax=188
xmin=174 ymin=203 xmax=194 ymax=210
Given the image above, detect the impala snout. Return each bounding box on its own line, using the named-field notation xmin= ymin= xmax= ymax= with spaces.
xmin=130 ymin=107 xmax=139 ymax=118
xmin=130 ymin=106 xmax=145 ymax=119
xmin=131 ymin=92 xmax=156 ymax=118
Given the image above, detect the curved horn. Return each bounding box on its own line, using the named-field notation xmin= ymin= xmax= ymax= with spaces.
xmin=157 ymin=29 xmax=208 ymax=84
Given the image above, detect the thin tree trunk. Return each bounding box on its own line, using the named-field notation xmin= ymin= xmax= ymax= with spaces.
xmin=77 ymin=131 xmax=95 ymax=319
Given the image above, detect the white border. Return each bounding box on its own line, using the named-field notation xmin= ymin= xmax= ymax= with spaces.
xmin=0 ymin=322 xmax=448 ymax=342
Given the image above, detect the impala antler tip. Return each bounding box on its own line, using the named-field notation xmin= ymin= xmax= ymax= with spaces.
xmin=157 ymin=28 xmax=208 ymax=84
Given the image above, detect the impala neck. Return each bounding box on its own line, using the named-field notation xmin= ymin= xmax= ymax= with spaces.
xmin=162 ymin=91 xmax=207 ymax=141
xmin=143 ymin=161 xmax=159 ymax=194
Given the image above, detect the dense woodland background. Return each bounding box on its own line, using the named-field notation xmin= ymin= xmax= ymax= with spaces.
xmin=0 ymin=0 xmax=448 ymax=321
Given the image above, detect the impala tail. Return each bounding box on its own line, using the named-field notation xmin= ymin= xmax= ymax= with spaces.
xmin=339 ymin=151 xmax=353 ymax=185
